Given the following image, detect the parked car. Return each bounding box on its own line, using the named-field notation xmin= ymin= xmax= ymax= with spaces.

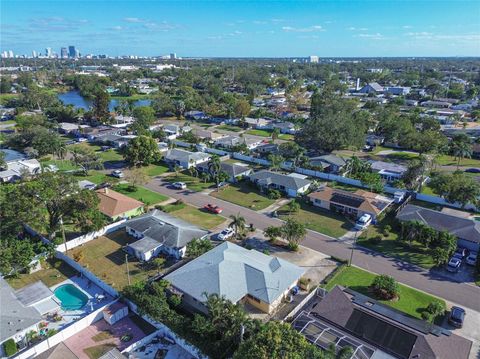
xmin=453 ymin=247 xmax=468 ymax=260
xmin=446 ymin=257 xmax=462 ymax=273
xmin=218 ymin=227 xmax=235 ymax=240
xmin=354 ymin=214 xmax=372 ymax=230
xmin=466 ymin=252 xmax=478 ymax=266
xmin=97 ymin=182 xmax=112 ymax=189
xmin=76 ymin=137 xmax=88 ymax=142
xmin=465 ymin=168 xmax=480 ymax=173
xmin=217 ymin=181 xmax=229 ymax=189
xmin=448 ymin=306 xmax=466 ymax=328
xmin=111 ymin=170 xmax=124 ymax=178
xmin=172 ymin=182 xmax=187 ymax=190
xmin=204 ymin=204 xmax=223 ymax=214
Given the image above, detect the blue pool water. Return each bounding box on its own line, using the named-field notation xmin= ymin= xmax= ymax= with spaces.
xmin=54 ymin=284 xmax=89 ymax=310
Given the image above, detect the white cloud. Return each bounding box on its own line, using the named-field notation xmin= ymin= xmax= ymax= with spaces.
xmin=402 ymin=25 xmax=413 ymax=29
xmin=123 ymin=17 xmax=144 ymax=23
xmin=356 ymin=33 xmax=385 ymax=40
xmin=282 ymin=25 xmax=325 ymax=33
xmin=111 ymin=25 xmax=123 ymax=31
xmin=347 ymin=27 xmax=368 ymax=31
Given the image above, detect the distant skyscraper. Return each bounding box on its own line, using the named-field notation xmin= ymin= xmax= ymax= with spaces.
xmin=32 ymin=50 xmax=37 ymax=58
xmin=45 ymin=47 xmax=52 ymax=57
xmin=170 ymin=53 xmax=177 ymax=59
xmin=308 ymin=55 xmax=319 ymax=63
xmin=8 ymin=50 xmax=14 ymax=58
xmin=68 ymin=45 xmax=76 ymax=58
xmin=60 ymin=47 xmax=68 ymax=59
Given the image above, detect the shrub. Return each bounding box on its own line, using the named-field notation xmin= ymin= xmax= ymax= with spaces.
xmin=73 ymin=251 xmax=84 ymax=262
xmin=421 ymin=301 xmax=446 ymax=323
xmin=383 ymin=225 xmax=392 ymax=237
xmin=267 ymin=189 xmax=281 ymax=199
xmin=369 ymin=235 xmax=382 ymax=245
xmin=372 ymin=275 xmax=399 ymax=300
xmin=262 ymin=249 xmax=270 ymax=255
xmin=3 ymin=339 xmax=17 ymax=357
xmin=287 ymin=242 xmax=299 ymax=251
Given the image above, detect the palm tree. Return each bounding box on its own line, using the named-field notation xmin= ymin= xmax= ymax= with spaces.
xmin=268 ymin=154 xmax=284 ymax=172
xmin=271 ymin=128 xmax=280 ymax=144
xmin=451 ymin=135 xmax=472 ymax=170
xmin=55 ymin=142 xmax=67 ymax=160
xmin=173 ymin=164 xmax=182 ymax=179
xmin=229 ymin=213 xmax=246 ymax=240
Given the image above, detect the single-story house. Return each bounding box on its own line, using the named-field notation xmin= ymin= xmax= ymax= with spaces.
xmin=308 ymin=154 xmax=346 ymax=174
xmin=164 ymin=148 xmax=211 ymax=169
xmin=163 ymin=124 xmax=191 ymax=140
xmin=358 ymin=82 xmax=384 ymax=94
xmin=125 ymin=210 xmax=208 ymax=260
xmin=0 ymin=159 xmax=41 ymax=183
xmin=96 ymin=188 xmax=144 ymax=220
xmin=214 ymin=135 xmax=263 ymax=150
xmin=421 ymin=100 xmax=451 ymax=108
xmin=0 ymin=149 xmax=26 ymax=163
xmin=194 ymin=129 xmax=226 ymax=141
xmin=249 ymin=170 xmax=311 ymax=197
xmin=255 ymin=143 xmax=279 ymax=155
xmin=385 ymin=86 xmax=411 ymax=96
xmin=308 ymin=187 xmax=393 ymax=220
xmin=271 ymin=121 xmax=296 ymax=134
xmin=396 ymin=204 xmax=480 ymax=251
xmin=365 ymin=134 xmax=385 ymax=146
xmin=184 ymin=110 xmax=209 ymax=121
xmin=244 ymin=117 xmax=272 ymax=129
xmin=369 ymin=160 xmax=407 ymax=183
xmin=164 ymin=242 xmax=304 ymax=314
xmin=84 ymin=127 xmax=126 ymax=142
xmin=293 ymin=286 xmax=472 ymax=359
xmin=57 ymin=122 xmax=80 ymax=135
xmin=197 ymin=161 xmax=252 ymax=183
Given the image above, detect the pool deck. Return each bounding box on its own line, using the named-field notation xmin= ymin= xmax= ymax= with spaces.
xmin=45 ymin=276 xmax=114 ymax=332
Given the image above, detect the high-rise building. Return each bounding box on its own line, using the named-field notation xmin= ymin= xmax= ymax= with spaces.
xmin=68 ymin=45 xmax=76 ymax=58
xmin=32 ymin=50 xmax=37 ymax=58
xmin=60 ymin=47 xmax=68 ymax=59
xmin=170 ymin=53 xmax=177 ymax=59
xmin=45 ymin=47 xmax=52 ymax=57
xmin=8 ymin=50 xmax=14 ymax=58
xmin=308 ymin=55 xmax=319 ymax=63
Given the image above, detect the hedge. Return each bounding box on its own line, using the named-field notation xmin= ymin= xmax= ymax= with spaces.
xmin=3 ymin=339 xmax=17 ymax=357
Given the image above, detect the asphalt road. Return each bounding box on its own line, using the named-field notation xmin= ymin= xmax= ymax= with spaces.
xmin=145 ymin=177 xmax=480 ymax=312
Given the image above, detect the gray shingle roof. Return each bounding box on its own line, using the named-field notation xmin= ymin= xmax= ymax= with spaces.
xmin=126 ymin=210 xmax=208 ymax=250
xmin=309 ymin=154 xmax=346 ymax=167
xmin=396 ymin=205 xmax=480 ymax=244
xmin=0 ymin=278 xmax=43 ymax=342
xmin=15 ymin=281 xmax=54 ymax=307
xmin=164 ymin=242 xmax=304 ymax=304
xmin=249 ymin=170 xmax=311 ymax=191
xmin=165 ymin=149 xmax=210 ymax=163
xmin=369 ymin=160 xmax=407 ymax=174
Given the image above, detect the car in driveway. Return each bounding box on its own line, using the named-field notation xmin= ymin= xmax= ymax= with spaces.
xmin=204 ymin=204 xmax=223 ymax=214
xmin=453 ymin=248 xmax=468 ymax=260
xmin=218 ymin=227 xmax=235 ymax=240
xmin=446 ymin=257 xmax=462 ymax=273
xmin=465 ymin=168 xmax=480 ymax=173
xmin=111 ymin=170 xmax=124 ymax=178
xmin=448 ymin=306 xmax=466 ymax=328
xmin=354 ymin=214 xmax=372 ymax=230
xmin=466 ymin=252 xmax=477 ymax=266
xmin=172 ymin=182 xmax=187 ymax=190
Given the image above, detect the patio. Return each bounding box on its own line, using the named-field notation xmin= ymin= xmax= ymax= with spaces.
xmin=128 ymin=332 xmax=194 ymax=359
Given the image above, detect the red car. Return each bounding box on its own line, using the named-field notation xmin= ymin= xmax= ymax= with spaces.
xmin=204 ymin=204 xmax=223 ymax=214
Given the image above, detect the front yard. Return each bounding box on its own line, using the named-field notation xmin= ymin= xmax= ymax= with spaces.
xmin=68 ymin=230 xmax=163 ymax=290
xmin=164 ymin=172 xmax=214 ymax=192
xmin=167 ymin=203 xmax=226 ymax=229
xmin=6 ymin=258 xmax=78 ymax=290
xmin=114 ymin=184 xmax=169 ymax=205
xmin=144 ymin=163 xmax=170 ymax=177
xmin=324 ymin=266 xmax=445 ymax=320
xmin=73 ymin=170 xmax=118 ymax=185
xmin=210 ymin=182 xmax=276 ymax=210
xmin=278 ymin=201 xmax=352 ymax=238
xmin=216 ymin=124 xmax=242 ymax=132
xmin=435 ymin=154 xmax=480 ymax=167
xmin=246 ymin=129 xmax=271 ymax=137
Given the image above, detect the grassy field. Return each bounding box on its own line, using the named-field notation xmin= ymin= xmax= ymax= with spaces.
xmin=435 ymin=155 xmax=480 ymax=167
xmin=278 ymin=201 xmax=352 ymax=238
xmin=164 ymin=172 xmax=214 ymax=192
xmin=73 ymin=170 xmax=117 ymax=185
xmin=246 ymin=129 xmax=271 ymax=137
xmin=6 ymin=258 xmax=77 ymax=290
xmin=168 ymin=204 xmax=226 ymax=229
xmin=68 ymin=230 xmax=159 ymax=290
xmin=98 ymin=149 xmax=124 ymax=162
xmin=325 ymin=266 xmax=445 ymax=320
xmin=114 ymin=184 xmax=168 ymax=205
xmin=358 ymin=216 xmax=436 ymax=269
xmin=279 ymin=134 xmax=294 ymax=141
xmin=210 ymin=182 xmax=275 ymax=210
xmin=420 ymin=184 xmax=436 ymax=195
xmin=385 ymin=152 xmax=419 ymax=161
xmin=144 ymin=163 xmax=170 ymax=177
xmin=41 ymin=159 xmax=79 ymax=172
xmin=0 ymin=93 xmax=19 ymax=104
xmin=216 ymin=124 xmax=242 ymax=132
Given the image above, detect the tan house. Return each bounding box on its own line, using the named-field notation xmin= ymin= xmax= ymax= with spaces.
xmin=164 ymin=242 xmax=304 ymax=315
xmin=96 ymin=188 xmax=144 ymax=220
xmin=307 ymin=187 xmax=393 ymax=220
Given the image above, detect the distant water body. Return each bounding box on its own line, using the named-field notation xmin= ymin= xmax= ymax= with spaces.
xmin=57 ymin=90 xmax=151 ymax=111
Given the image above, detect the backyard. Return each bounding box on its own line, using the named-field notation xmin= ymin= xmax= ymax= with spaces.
xmin=324 ymin=266 xmax=445 ymax=320
xmin=278 ymin=201 xmax=352 ymax=238
xmin=210 ymin=181 xmax=276 ymax=210
xmin=68 ymin=230 xmax=161 ymax=290
xmin=114 ymin=184 xmax=169 ymax=205
xmin=6 ymin=258 xmax=78 ymax=290
xmin=357 ymin=215 xmax=436 ymax=269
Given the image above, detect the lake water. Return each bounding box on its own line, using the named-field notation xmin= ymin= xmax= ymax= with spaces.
xmin=58 ymin=90 xmax=152 ymax=111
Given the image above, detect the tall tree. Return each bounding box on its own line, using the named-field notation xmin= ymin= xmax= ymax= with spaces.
xmin=124 ymin=135 xmax=161 ymax=167
xmin=92 ymin=90 xmax=111 ymax=123
xmin=268 ymin=154 xmax=284 ymax=172
xmin=229 ymin=213 xmax=246 ymax=240
xmin=131 ymin=106 xmax=156 ymax=135
xmin=429 ymin=172 xmax=480 ymax=208
xmin=70 ymin=146 xmax=103 ymax=175
xmin=450 ymin=134 xmax=472 ymax=169
xmin=281 ymin=218 xmax=307 ymax=251
xmin=271 ymin=128 xmax=280 ymax=144
xmin=125 ymin=167 xmax=149 ymax=190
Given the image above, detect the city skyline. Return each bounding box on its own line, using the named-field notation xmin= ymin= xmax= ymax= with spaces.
xmin=1 ymin=0 xmax=480 ymax=57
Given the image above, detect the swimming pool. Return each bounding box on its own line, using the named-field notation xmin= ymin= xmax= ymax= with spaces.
xmin=54 ymin=284 xmax=89 ymax=310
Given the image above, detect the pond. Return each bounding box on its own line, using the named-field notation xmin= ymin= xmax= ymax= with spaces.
xmin=58 ymin=90 xmax=152 ymax=111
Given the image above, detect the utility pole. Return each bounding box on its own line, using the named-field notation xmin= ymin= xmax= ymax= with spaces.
xmin=349 ymin=230 xmax=359 ymax=267
xmin=125 ymin=254 xmax=131 ymax=286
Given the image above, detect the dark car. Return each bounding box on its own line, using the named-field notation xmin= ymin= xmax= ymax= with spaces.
xmin=448 ymin=306 xmax=466 ymax=328
xmin=465 ymin=168 xmax=480 ymax=173
xmin=454 ymin=247 xmax=469 ymax=260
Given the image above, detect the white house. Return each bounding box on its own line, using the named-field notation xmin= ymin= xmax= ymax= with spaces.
xmin=164 ymin=148 xmax=211 ymax=169
xmin=249 ymin=170 xmax=311 ymax=197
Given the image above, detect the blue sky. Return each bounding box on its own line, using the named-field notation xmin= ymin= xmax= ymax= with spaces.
xmin=2 ymin=1 xmax=479 ymax=57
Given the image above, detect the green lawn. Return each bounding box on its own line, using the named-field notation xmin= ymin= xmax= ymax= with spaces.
xmin=0 ymin=93 xmax=19 ymax=104
xmin=114 ymin=184 xmax=168 ymax=205
xmin=279 ymin=134 xmax=294 ymax=141
xmin=385 ymin=152 xmax=419 ymax=161
xmin=68 ymin=142 xmax=102 ymax=152
xmin=210 ymin=182 xmax=275 ymax=210
xmin=216 ymin=124 xmax=242 ymax=132
xmin=246 ymin=129 xmax=271 ymax=137
xmin=98 ymin=149 xmax=124 ymax=162
xmin=168 ymin=204 xmax=225 ymax=230
xmin=420 ymin=184 xmax=436 ymax=195
xmin=72 ymin=170 xmax=117 ymax=185
xmin=164 ymin=172 xmax=214 ymax=192
xmin=278 ymin=201 xmax=352 ymax=238
xmin=144 ymin=163 xmax=170 ymax=177
xmin=325 ymin=266 xmax=445 ymax=320
xmin=6 ymin=258 xmax=77 ymax=290
xmin=357 ymin=216 xmax=436 ymax=269
xmin=0 ymin=119 xmax=16 ymax=125
xmin=41 ymin=159 xmax=79 ymax=171
xmin=435 ymin=155 xmax=480 ymax=167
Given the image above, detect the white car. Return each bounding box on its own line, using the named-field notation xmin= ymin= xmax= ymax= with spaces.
xmin=466 ymin=252 xmax=477 ymax=266
xmin=172 ymin=182 xmax=187 ymax=190
xmin=355 ymin=214 xmax=372 ymax=230
xmin=218 ymin=227 xmax=235 ymax=240
xmin=447 ymin=257 xmax=462 ymax=273
xmin=111 ymin=170 xmax=124 ymax=178
xmin=76 ymin=137 xmax=88 ymax=142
